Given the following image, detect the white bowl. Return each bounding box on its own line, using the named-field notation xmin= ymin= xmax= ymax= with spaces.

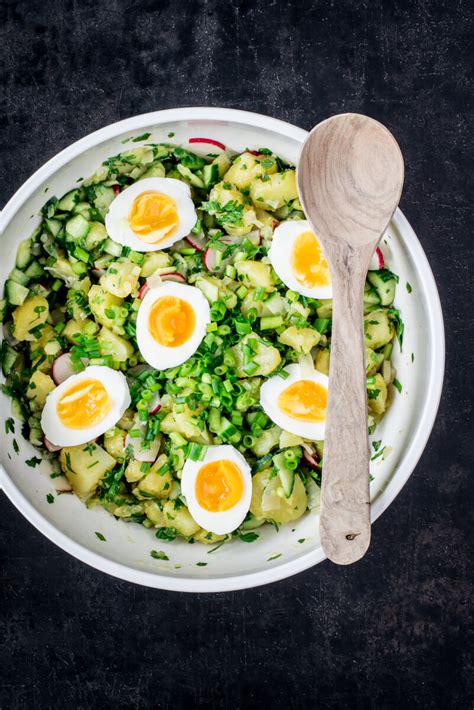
xmin=0 ymin=108 xmax=445 ymax=592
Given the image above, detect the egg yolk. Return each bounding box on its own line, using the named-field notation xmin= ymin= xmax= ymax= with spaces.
xmin=291 ymin=230 xmax=330 ymax=288
xmin=128 ymin=191 xmax=179 ymax=243
xmin=148 ymin=295 xmax=196 ymax=347
xmin=56 ymin=379 xmax=112 ymax=429
xmin=195 ymin=459 xmax=244 ymax=512
xmin=278 ymin=380 xmax=327 ymax=421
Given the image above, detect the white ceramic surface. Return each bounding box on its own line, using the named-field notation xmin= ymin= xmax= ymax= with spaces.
xmin=0 ymin=108 xmax=445 ymax=592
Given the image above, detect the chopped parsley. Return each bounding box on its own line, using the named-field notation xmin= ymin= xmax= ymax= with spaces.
xmin=237 ymin=531 xmax=259 ymax=543
xmin=393 ymin=378 xmax=403 ymax=393
xmin=406 ymin=282 xmax=412 ymax=293
xmin=201 ymin=199 xmax=244 ymax=226
xmin=372 ymin=440 xmax=382 ymax=452
xmin=132 ymin=132 xmax=151 ymax=142
xmin=150 ymin=550 xmax=169 ymax=560
xmin=371 ymin=446 xmax=386 ymax=461
xmin=12 ymin=439 xmax=19 ymax=454
xmin=95 ymin=532 xmax=106 ymax=541
xmin=46 ymin=493 xmax=54 ymax=504
xmin=25 ymin=456 xmax=42 ymax=468
xmin=5 ymin=418 xmax=15 ymax=434
xmin=267 ymin=553 xmax=282 ymax=561
xmin=196 ymin=562 xmax=207 ymax=567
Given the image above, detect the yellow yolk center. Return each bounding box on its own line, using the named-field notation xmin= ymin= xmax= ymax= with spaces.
xmin=278 ymin=380 xmax=327 ymax=422
xmin=195 ymin=459 xmax=244 ymax=512
xmin=291 ymin=230 xmax=330 ymax=288
xmin=148 ymin=295 xmax=196 ymax=347
xmin=128 ymin=191 xmax=179 ymax=243
xmin=56 ymin=379 xmax=112 ymax=429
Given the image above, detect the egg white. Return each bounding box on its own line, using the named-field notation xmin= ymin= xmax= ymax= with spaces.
xmin=136 ymin=282 xmax=210 ymax=370
xmin=105 ymin=177 xmax=198 ymax=253
xmin=181 ymin=445 xmax=252 ymax=535
xmin=41 ymin=365 xmax=131 ymax=447
xmin=269 ymin=220 xmax=333 ymax=299
xmin=260 ymin=363 xmax=329 ymax=440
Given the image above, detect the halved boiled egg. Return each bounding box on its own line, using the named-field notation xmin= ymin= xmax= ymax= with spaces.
xmin=260 ymin=363 xmax=329 ymax=440
xmin=41 ymin=365 xmax=131 ymax=447
xmin=105 ymin=177 xmax=197 ymax=252
xmin=181 ymin=445 xmax=252 ymax=534
xmin=136 ymin=282 xmax=210 ymax=370
xmin=269 ymin=219 xmax=332 ymax=299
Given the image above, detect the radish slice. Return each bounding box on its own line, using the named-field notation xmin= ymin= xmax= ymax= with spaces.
xmin=185 ymin=233 xmax=207 ymax=251
xmin=52 ymin=353 xmax=77 ymax=385
xmin=128 ymin=364 xmax=153 ymax=378
xmin=369 ymin=247 xmax=384 ymax=271
xmin=148 ymin=393 xmax=162 ymax=415
xmin=44 ymin=436 xmax=61 ymax=452
xmin=188 ymin=137 xmax=226 ymax=151
xmin=244 ymin=229 xmax=261 ymax=247
xmin=303 ymin=449 xmax=320 ymax=470
xmin=91 ymin=268 xmax=105 ymax=278
xmin=112 ymin=184 xmax=120 ymax=195
xmin=203 ymin=247 xmax=219 ymax=272
xmin=248 ymin=150 xmax=262 ymax=156
xmin=125 ymin=430 xmax=160 ymax=462
xmin=160 ymin=272 xmax=186 ymax=283
xmin=138 ymin=282 xmax=150 ymax=299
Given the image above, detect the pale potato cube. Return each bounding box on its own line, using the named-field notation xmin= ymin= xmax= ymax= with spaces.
xmin=278 ymin=326 xmax=320 ymax=354
xmin=235 ymin=260 xmax=274 ymax=290
xmin=100 ymin=258 xmax=141 ymax=298
xmin=162 ymin=500 xmax=200 ymax=537
xmin=250 ymin=170 xmax=298 ymax=210
xmin=12 ymin=295 xmax=49 ymax=342
xmin=26 ymin=370 xmax=55 ymax=411
xmin=98 ymin=327 xmax=134 ymax=363
xmin=232 ymin=332 xmax=281 ymax=378
xmin=59 ymin=443 xmax=116 ymax=499
xmin=223 ymin=152 xmax=277 ymax=189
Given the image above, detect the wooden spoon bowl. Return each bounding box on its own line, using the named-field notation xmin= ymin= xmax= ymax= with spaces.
xmin=297 ymin=114 xmax=404 ymax=565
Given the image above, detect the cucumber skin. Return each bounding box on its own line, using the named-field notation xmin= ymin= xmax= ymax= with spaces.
xmin=5 ymin=280 xmax=29 ymax=306
xmin=367 ymin=271 xmax=396 ymax=306
xmin=15 ymin=239 xmax=33 ymax=269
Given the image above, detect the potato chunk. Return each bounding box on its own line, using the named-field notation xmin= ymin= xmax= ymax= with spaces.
xmin=59 ymin=443 xmax=116 ymax=499
xmin=231 ymin=332 xmax=281 ymax=378
xmin=250 ymin=469 xmax=307 ymax=524
xmin=26 ymin=370 xmax=55 ymax=411
xmin=100 ymin=257 xmax=141 ymax=298
xmin=250 ymin=170 xmax=298 ymax=210
xmin=223 ymin=151 xmax=277 ymax=189
xmin=363 ymin=310 xmax=394 ymax=350
xmin=12 ymin=295 xmax=49 ymax=342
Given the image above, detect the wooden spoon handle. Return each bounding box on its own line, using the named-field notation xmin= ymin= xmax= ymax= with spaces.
xmin=320 ymin=259 xmax=371 ymax=564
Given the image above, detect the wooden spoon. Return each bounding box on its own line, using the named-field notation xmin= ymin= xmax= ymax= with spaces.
xmin=297 ymin=114 xmax=404 ymax=565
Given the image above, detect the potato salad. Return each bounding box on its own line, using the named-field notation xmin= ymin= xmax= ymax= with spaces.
xmin=0 ymin=137 xmax=403 ymax=548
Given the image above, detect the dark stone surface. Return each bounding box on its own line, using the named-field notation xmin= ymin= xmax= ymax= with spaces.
xmin=0 ymin=1 xmax=472 ymax=708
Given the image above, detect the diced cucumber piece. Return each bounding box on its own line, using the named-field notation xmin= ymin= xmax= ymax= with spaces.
xmin=65 ymin=214 xmax=91 ymax=241
xmin=273 ymin=452 xmax=295 ymax=497
xmin=0 ymin=299 xmax=6 ymax=322
xmin=11 ymin=397 xmax=25 ymax=421
xmin=57 ymin=188 xmax=83 ymax=212
xmin=5 ymin=280 xmax=29 ymax=306
xmin=103 ymin=238 xmax=123 ymax=257
xmin=45 ymin=218 xmax=63 ymax=237
xmin=212 ymin=153 xmax=231 ymax=177
xmin=86 ymin=184 xmax=116 ymax=217
xmin=72 ymin=201 xmax=92 ymax=215
xmin=363 ymin=287 xmax=381 ymax=305
xmin=15 ymin=238 xmax=33 ymax=269
xmin=177 ymin=164 xmax=205 ymax=188
xmin=1 ymin=342 xmax=18 ymax=376
xmin=203 ymin=162 xmax=219 ymax=188
xmin=24 ymin=261 xmax=45 ymax=280
xmin=85 ymin=222 xmax=107 ymax=250
xmin=367 ymin=271 xmax=396 ymax=306
xmin=8 ymin=268 xmax=29 ymax=287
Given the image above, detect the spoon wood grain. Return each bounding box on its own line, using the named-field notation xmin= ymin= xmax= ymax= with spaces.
xmin=297 ymin=113 xmax=404 ymax=565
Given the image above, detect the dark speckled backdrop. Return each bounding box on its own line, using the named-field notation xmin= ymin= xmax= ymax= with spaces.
xmin=0 ymin=1 xmax=473 ymax=708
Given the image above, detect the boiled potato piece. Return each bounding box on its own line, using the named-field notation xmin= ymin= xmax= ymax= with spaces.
xmin=193 ymin=529 xmax=226 ymax=544
xmin=367 ymin=373 xmax=388 ymax=415
xmin=141 ymin=250 xmax=172 ymax=277
xmin=59 ymin=443 xmax=116 ymax=499
xmin=250 ymin=170 xmax=298 ymax=210
xmin=232 ymin=332 xmax=281 ymax=378
xmin=100 ymin=258 xmax=141 ymax=298
xmin=279 ymin=430 xmax=305 ymax=448
xmin=62 ymin=318 xmax=99 ymax=343
xmin=103 ymin=427 xmax=126 ymax=460
xmin=250 ymin=469 xmax=307 ymax=524
xmin=207 ymin=183 xmax=256 ymax=236
xmin=223 ymin=152 xmax=277 ymax=189
xmin=363 ymin=310 xmax=394 ymax=349
xmin=365 ymin=347 xmax=384 ymax=375
xmin=144 ymin=500 xmax=167 ymax=527
xmin=251 ymin=425 xmax=281 ymax=457
xmin=12 ymin=295 xmax=49 ymax=342
xmin=98 ymin=326 xmax=134 ymax=363
xmin=162 ymin=500 xmax=200 ymax=537
xmin=26 ymin=370 xmax=55 ymax=411
xmin=134 ymin=455 xmax=173 ymax=499
xmin=314 ymin=348 xmax=330 ymax=375
xmin=235 ymin=260 xmax=274 ymax=290
xmin=125 ymin=459 xmax=146 ymax=483
xmin=88 ymin=285 xmax=125 ymax=331
xmin=160 ymin=406 xmax=212 ymax=444
xmin=85 ymin=221 xmax=107 ymax=250
xmin=278 ymin=326 xmax=320 ymax=354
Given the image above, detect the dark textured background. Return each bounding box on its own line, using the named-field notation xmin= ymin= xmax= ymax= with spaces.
xmin=1 ymin=1 xmax=473 ymax=708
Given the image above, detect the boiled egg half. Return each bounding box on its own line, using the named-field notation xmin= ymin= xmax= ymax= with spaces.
xmin=105 ymin=177 xmax=197 ymax=252
xmin=181 ymin=445 xmax=252 ymax=535
xmin=136 ymin=282 xmax=210 ymax=370
xmin=41 ymin=365 xmax=130 ymax=447
xmin=260 ymin=362 xmax=329 ymax=440
xmin=269 ymin=219 xmax=332 ymax=299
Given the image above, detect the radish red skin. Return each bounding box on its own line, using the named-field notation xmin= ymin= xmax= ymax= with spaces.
xmin=303 ymin=450 xmax=320 ymax=470
xmin=52 ymin=353 xmax=76 ymax=385
xmin=138 ymin=283 xmax=150 ymax=299
xmin=161 ymin=272 xmax=186 ymax=283
xmin=189 ymin=137 xmax=226 ymax=152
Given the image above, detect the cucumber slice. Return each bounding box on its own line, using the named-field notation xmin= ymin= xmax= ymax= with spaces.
xmin=15 ymin=238 xmax=33 ymax=269
xmin=5 ymin=280 xmax=29 ymax=305
xmin=273 ymin=452 xmax=295 ymax=497
xmin=177 ymin=164 xmax=205 ymax=188
xmin=1 ymin=342 xmax=18 ymax=376
xmin=367 ymin=271 xmax=396 ymax=306
xmin=72 ymin=201 xmax=92 ymax=215
xmin=363 ymin=287 xmax=381 ymax=305
xmin=207 ymin=408 xmax=221 ymax=434
xmin=87 ymin=184 xmax=115 ymax=217
xmin=25 ymin=261 xmax=45 ymax=280
xmin=212 ymin=153 xmax=231 ymax=178
xmin=103 ymin=238 xmax=123 ymax=257
xmin=0 ymin=299 xmax=6 ymax=323
xmin=203 ymin=163 xmax=219 ymax=188
xmin=11 ymin=397 xmax=25 ymax=421
xmin=65 ymin=214 xmax=91 ymax=241
xmin=45 ymin=218 xmax=63 ymax=237
xmin=58 ymin=189 xmax=83 ymax=212
xmin=8 ymin=268 xmax=29 ymax=286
